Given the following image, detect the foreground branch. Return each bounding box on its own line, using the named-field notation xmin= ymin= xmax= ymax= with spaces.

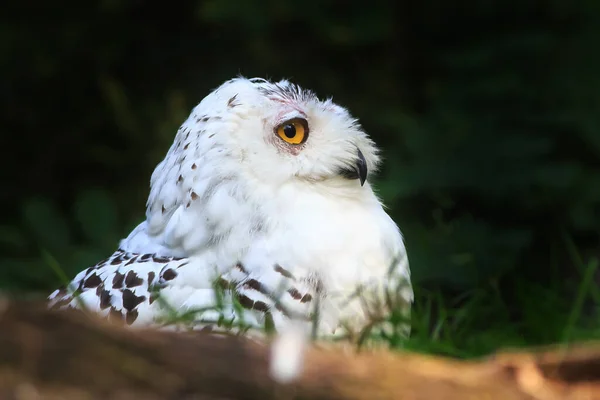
xmin=0 ymin=300 xmax=599 ymax=399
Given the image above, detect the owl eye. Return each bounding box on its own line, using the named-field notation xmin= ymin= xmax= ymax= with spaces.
xmin=275 ymin=118 xmax=309 ymax=145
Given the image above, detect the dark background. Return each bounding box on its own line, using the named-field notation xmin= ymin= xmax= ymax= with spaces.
xmin=2 ymin=1 xmax=599 ymax=355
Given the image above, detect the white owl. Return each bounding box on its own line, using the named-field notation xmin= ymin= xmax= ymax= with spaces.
xmin=49 ymin=77 xmax=412 ymax=340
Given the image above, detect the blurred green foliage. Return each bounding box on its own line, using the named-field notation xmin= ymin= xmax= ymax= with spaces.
xmin=2 ymin=0 xmax=600 ymax=353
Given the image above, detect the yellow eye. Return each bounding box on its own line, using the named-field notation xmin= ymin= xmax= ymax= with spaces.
xmin=275 ymin=118 xmax=309 ymax=145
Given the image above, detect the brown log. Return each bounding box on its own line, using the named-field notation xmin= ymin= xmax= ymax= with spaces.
xmin=0 ymin=299 xmax=599 ymax=399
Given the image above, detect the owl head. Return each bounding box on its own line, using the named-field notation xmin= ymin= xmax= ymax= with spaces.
xmin=184 ymin=77 xmax=380 ymax=189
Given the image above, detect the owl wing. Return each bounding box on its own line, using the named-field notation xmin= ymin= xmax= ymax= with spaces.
xmin=48 ymin=250 xmax=192 ymax=326
xmin=49 ymin=250 xmax=318 ymax=334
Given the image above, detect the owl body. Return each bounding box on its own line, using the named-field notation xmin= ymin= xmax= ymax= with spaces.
xmin=49 ymin=78 xmax=412 ymax=339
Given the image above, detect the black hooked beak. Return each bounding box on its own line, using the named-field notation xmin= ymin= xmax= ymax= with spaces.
xmin=339 ymin=148 xmax=368 ymax=186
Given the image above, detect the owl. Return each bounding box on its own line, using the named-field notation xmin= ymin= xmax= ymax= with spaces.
xmin=49 ymin=77 xmax=412 ymax=341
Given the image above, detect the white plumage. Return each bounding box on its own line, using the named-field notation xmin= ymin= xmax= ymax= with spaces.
xmin=49 ymin=77 xmax=412 ymax=340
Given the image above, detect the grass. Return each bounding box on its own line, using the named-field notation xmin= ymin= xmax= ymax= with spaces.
xmin=19 ymin=230 xmax=600 ymax=361
xmin=396 ymin=251 xmax=600 ymax=359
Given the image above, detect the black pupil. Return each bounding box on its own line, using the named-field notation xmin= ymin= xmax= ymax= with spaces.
xmin=283 ymin=124 xmax=296 ymax=138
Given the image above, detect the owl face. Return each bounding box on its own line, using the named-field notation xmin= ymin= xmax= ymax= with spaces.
xmin=192 ymin=78 xmax=380 ymax=188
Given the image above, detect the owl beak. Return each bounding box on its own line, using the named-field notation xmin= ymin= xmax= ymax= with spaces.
xmin=356 ymin=148 xmax=368 ymax=186
xmin=339 ymin=148 xmax=368 ymax=186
